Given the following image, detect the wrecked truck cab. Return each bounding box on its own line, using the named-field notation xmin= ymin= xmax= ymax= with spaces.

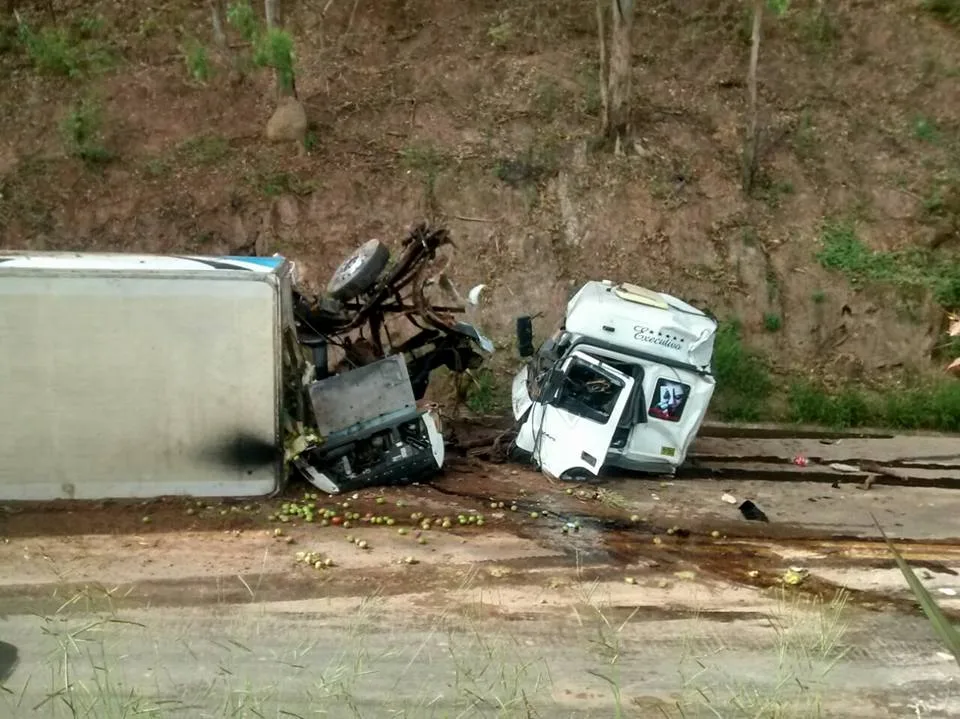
xmin=511 ymin=280 xmax=717 ymax=480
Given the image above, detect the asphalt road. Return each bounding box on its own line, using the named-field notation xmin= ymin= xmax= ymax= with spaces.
xmin=1 ymin=577 xmax=958 ymax=718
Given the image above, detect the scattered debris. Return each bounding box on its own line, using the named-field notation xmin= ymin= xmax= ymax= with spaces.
xmin=721 ymin=493 xmax=737 ymax=504
xmin=289 ymin=224 xmax=495 ymax=495
xmin=938 ymin=588 xmax=957 ymax=597
xmin=739 ymin=500 xmax=769 ymax=523
xmin=829 ymin=463 xmax=860 ymax=473
xmin=792 ymin=455 xmax=809 ymax=467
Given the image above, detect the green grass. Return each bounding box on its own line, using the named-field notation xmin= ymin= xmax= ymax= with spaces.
xmin=181 ymin=38 xmax=211 ymax=83
xmin=788 ymin=379 xmax=960 ymax=431
xmin=913 ymin=116 xmax=942 ymax=143
xmin=711 ymin=320 xmax=774 ymax=422
xmin=923 ymin=0 xmax=960 ymax=27
xmin=16 ymin=16 xmax=115 ymax=78
xmin=816 ymin=219 xmax=960 ymax=309
xmin=464 ymin=368 xmax=509 ymax=414
xmin=763 ymin=313 xmax=783 ymax=332
xmin=710 ymin=313 xmax=960 ymax=431
xmin=60 ymin=99 xmax=114 ymax=167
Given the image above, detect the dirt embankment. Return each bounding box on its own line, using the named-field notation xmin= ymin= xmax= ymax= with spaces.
xmin=1 ymin=1 xmax=959 ymax=386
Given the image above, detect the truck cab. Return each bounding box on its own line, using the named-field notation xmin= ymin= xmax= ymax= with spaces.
xmin=511 ymin=280 xmax=717 ymax=480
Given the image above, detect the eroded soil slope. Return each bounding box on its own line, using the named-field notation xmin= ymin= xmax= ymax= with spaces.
xmin=1 ymin=0 xmax=959 ymax=383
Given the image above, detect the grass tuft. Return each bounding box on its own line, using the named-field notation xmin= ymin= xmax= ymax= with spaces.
xmin=788 ymin=379 xmax=960 ymax=431
xmin=711 ymin=320 xmax=774 ymax=422
xmin=923 ymin=0 xmax=960 ymax=27
xmin=181 ymin=38 xmax=211 ymax=83
xmin=464 ymin=368 xmax=508 ymax=414
xmin=816 ymin=219 xmax=960 ymax=310
xmin=60 ymin=98 xmax=114 ymax=167
xmin=16 ymin=16 xmax=115 ymax=78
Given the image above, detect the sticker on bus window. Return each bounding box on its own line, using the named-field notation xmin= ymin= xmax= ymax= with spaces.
xmin=649 ymin=378 xmax=690 ymax=423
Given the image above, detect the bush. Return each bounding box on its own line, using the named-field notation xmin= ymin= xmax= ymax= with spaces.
xmin=711 ymin=321 xmax=773 ymax=422
xmin=60 ymin=99 xmax=114 ymax=167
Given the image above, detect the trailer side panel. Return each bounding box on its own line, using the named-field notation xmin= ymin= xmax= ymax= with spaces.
xmin=0 ymin=272 xmax=282 ymax=500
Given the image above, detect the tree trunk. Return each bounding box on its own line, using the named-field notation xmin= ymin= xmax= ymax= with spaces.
xmin=207 ymin=0 xmax=227 ymax=48
xmin=606 ymin=0 xmax=635 ymax=154
xmin=743 ymin=0 xmax=763 ymax=191
xmin=264 ymin=0 xmax=297 ymax=99
xmin=264 ymin=0 xmax=279 ymax=27
xmin=595 ymin=0 xmax=609 ymax=130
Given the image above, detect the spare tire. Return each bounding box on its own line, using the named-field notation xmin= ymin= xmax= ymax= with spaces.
xmin=326 ymin=239 xmax=390 ymax=300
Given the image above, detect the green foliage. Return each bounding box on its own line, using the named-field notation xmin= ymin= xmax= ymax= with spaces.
xmin=913 ymin=116 xmax=941 ymax=143
xmin=876 ymin=518 xmax=960 ymax=668
xmin=226 ymin=0 xmax=259 ymax=42
xmin=816 ymin=220 xmax=960 ymax=310
xmin=811 ymin=289 xmax=826 ymax=304
xmin=487 ymin=13 xmax=514 ymax=49
xmin=14 ymin=14 xmax=115 ymax=78
xmin=711 ymin=320 xmax=774 ymax=422
xmin=762 ymin=313 xmax=783 ymax=332
xmin=226 ymin=1 xmax=296 ymax=92
xmin=253 ymin=27 xmax=296 ymax=94
xmin=766 ymin=0 xmax=791 ymax=15
xmin=465 ymin=369 xmax=508 ymax=414
xmin=923 ymin=0 xmax=960 ymax=27
xmin=182 ymin=39 xmax=211 ymax=83
xmin=786 ymin=382 xmax=872 ymax=429
xmin=60 ymin=99 xmax=114 ymax=167
xmin=788 ymin=379 xmax=960 ymax=431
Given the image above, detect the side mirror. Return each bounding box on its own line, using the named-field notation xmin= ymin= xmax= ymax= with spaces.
xmin=516 ymin=316 xmax=534 ymax=358
xmin=540 ymin=368 xmax=565 ymax=405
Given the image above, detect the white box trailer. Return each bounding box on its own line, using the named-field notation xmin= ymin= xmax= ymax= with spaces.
xmin=0 ymin=251 xmax=296 ymax=500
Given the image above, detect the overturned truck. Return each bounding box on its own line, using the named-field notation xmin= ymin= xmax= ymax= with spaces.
xmin=290 ymin=224 xmax=493 ymax=494
xmin=510 ymin=281 xmax=718 ymax=480
xmin=0 ymin=224 xmax=492 ymax=501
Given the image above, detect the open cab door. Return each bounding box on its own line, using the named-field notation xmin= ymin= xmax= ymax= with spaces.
xmin=529 ymin=350 xmax=634 ymax=479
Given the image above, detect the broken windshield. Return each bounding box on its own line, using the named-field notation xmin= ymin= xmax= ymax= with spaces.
xmin=553 ymin=358 xmax=624 ymax=424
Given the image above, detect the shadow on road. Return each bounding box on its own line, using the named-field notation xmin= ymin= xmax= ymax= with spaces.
xmin=0 ymin=641 xmax=18 ymax=684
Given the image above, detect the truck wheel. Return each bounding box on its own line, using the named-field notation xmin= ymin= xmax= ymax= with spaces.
xmin=326 ymin=239 xmax=390 ymax=300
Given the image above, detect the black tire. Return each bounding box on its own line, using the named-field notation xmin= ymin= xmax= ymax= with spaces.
xmin=326 ymin=239 xmax=390 ymax=300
